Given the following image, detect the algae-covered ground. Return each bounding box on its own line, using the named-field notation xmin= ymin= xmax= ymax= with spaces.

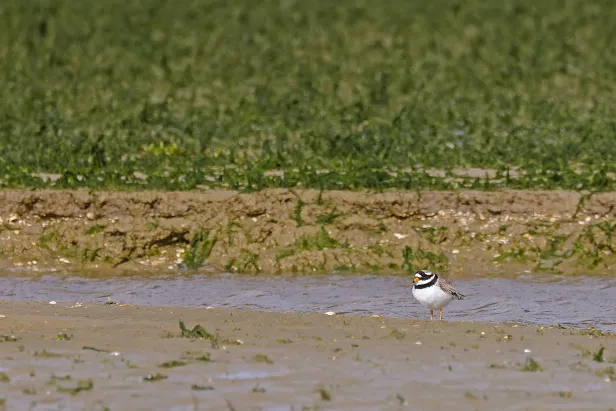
xmin=3 ymin=188 xmax=616 ymax=276
xmin=2 ymin=0 xmax=616 ymax=191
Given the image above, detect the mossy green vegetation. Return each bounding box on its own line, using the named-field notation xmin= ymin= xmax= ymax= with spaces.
xmin=252 ymin=384 xmax=266 ymax=393
xmin=179 ymin=320 xmax=218 ymax=342
xmin=56 ymin=379 xmax=93 ymax=395
xmin=183 ymin=230 xmax=217 ymax=269
xmin=143 ymin=372 xmax=167 ymax=382
xmin=56 ymin=333 xmax=73 ymax=341
xmin=521 ymin=357 xmax=543 ymax=372
xmin=297 ymin=227 xmax=348 ymax=251
xmin=593 ymin=346 xmax=605 ymax=363
xmin=159 ymin=360 xmax=187 ymax=368
xmin=317 ymin=387 xmax=332 ymax=401
xmin=191 ymin=384 xmax=215 ymax=391
xmin=2 ymin=0 xmax=616 ymax=191
xmin=402 ymin=246 xmax=448 ymax=273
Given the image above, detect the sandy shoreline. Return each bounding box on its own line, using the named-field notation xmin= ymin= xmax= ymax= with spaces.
xmin=1 ymin=301 xmax=614 ymax=410
xmin=2 ymin=188 xmax=616 ymax=277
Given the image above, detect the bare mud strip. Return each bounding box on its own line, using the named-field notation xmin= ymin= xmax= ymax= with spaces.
xmin=1 ymin=189 xmax=616 ymax=276
xmin=0 ymin=302 xmax=614 ymax=411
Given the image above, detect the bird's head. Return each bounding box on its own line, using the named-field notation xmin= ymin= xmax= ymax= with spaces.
xmin=413 ymin=270 xmax=434 ymax=284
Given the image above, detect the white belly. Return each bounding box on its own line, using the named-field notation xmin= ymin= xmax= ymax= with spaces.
xmin=412 ymin=285 xmax=455 ymax=310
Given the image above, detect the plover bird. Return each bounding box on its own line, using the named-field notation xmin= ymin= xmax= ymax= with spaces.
xmin=412 ymin=270 xmax=464 ymax=320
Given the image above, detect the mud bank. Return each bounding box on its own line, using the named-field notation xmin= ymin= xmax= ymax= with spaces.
xmin=1 ymin=189 xmax=616 ymax=276
xmin=0 ymin=301 xmax=614 ymax=410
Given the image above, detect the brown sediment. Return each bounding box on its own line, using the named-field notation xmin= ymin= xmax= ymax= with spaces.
xmin=1 ymin=188 xmax=616 ymax=276
xmin=0 ymin=301 xmax=614 ymax=410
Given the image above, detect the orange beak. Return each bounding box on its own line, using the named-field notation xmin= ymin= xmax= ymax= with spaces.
xmin=413 ymin=277 xmax=419 ymax=283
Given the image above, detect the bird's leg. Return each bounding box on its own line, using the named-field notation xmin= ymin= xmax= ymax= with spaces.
xmin=430 ymin=310 xmax=433 ymax=321
xmin=439 ymin=309 xmax=443 ymax=321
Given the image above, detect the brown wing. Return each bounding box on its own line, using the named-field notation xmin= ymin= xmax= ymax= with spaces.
xmin=438 ymin=277 xmax=465 ymax=300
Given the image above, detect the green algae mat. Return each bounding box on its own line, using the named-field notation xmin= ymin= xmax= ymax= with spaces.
xmin=1 ymin=0 xmax=616 ymax=191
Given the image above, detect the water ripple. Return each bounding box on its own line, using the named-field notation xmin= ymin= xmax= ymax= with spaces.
xmin=0 ymin=273 xmax=614 ymax=332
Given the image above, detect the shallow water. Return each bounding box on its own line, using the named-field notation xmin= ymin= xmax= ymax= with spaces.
xmin=1 ymin=272 xmax=615 ymax=332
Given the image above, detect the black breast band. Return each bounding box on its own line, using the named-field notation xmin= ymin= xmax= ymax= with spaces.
xmin=414 ymin=275 xmax=437 ymax=289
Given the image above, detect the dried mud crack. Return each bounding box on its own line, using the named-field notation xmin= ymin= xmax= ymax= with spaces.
xmin=1 ymin=189 xmax=616 ymax=276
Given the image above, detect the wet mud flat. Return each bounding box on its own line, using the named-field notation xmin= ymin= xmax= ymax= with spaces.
xmin=3 ymin=188 xmax=616 ymax=277
xmin=1 ymin=301 xmax=615 ymax=411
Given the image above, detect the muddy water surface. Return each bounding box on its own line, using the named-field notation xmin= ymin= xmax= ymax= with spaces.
xmin=1 ymin=272 xmax=615 ymax=332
